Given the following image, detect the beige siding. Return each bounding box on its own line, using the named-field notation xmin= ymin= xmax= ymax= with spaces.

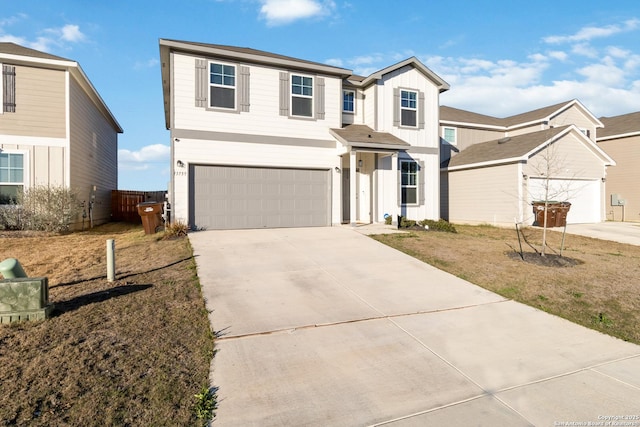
xmin=68 ymin=76 xmax=118 ymax=227
xmin=0 ymin=65 xmax=66 ymax=138
xmin=0 ymin=142 xmax=66 ymax=188
xmin=508 ymin=123 xmax=545 ymax=136
xmin=599 ymin=135 xmax=640 ymax=221
xmin=172 ymin=53 xmax=342 ymax=139
xmin=551 ymin=106 xmax=597 ymax=141
xmin=448 ymin=163 xmax=521 ymax=225
xmin=441 ymin=126 xmax=505 ymax=164
xmin=525 ymin=133 xmax=605 ymax=179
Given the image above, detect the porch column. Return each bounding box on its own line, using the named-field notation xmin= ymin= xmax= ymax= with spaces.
xmin=391 ymin=152 xmax=398 ymax=226
xmin=350 ymin=150 xmax=357 ymax=226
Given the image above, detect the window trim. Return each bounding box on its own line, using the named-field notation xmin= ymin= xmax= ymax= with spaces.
xmin=443 ymin=127 xmax=457 ymax=145
xmin=343 ymin=89 xmax=355 ymax=114
xmin=208 ymin=60 xmax=237 ymax=111
xmin=400 ymin=159 xmax=419 ymax=205
xmin=0 ymin=150 xmax=28 ymax=205
xmin=290 ymin=73 xmax=314 ymax=118
xmin=400 ymin=89 xmax=418 ymax=128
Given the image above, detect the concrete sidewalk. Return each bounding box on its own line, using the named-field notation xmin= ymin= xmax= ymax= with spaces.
xmin=190 ymin=227 xmax=640 ymax=426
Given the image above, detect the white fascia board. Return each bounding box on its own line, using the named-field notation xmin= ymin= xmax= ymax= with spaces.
xmin=160 ymin=39 xmax=352 ymax=77
xmin=439 ymin=120 xmax=506 ymax=131
xmin=597 ymin=131 xmax=640 ymax=142
xmin=445 ymin=156 xmax=524 ymax=171
xmin=0 ymin=53 xmax=76 ymax=69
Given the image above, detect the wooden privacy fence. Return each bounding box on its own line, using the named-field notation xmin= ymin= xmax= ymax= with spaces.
xmin=111 ymin=190 xmax=167 ymax=223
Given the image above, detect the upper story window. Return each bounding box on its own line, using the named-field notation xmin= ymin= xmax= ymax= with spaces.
xmin=2 ymin=64 xmax=17 ymax=113
xmin=579 ymin=127 xmax=591 ymax=139
xmin=400 ymin=90 xmax=417 ymax=127
xmin=209 ymin=62 xmax=236 ymax=109
xmin=291 ymin=74 xmax=313 ymax=117
xmin=343 ymin=90 xmax=355 ymax=113
xmin=400 ymin=160 xmax=418 ymax=205
xmin=0 ymin=152 xmax=24 ymax=205
xmin=443 ymin=127 xmax=457 ymax=145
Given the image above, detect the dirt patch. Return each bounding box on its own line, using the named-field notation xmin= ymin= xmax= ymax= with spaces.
xmin=372 ymin=224 xmax=640 ymax=344
xmin=0 ymin=223 xmax=214 ymax=426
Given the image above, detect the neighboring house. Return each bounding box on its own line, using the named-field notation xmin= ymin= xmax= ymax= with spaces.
xmin=439 ymin=100 xmax=613 ymax=225
xmin=0 ymin=43 xmax=122 ymax=227
xmin=597 ymin=111 xmax=640 ymax=222
xmin=159 ymin=39 xmax=449 ymax=230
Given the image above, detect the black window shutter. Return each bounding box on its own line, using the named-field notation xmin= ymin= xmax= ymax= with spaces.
xmin=2 ymin=65 xmax=16 ymax=113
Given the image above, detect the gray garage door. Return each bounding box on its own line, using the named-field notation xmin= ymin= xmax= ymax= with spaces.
xmin=190 ymin=165 xmax=331 ymax=230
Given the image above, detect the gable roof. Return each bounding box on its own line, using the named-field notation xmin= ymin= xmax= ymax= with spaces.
xmin=330 ymin=125 xmax=410 ymax=151
xmin=447 ymin=125 xmax=614 ymax=170
xmin=598 ymin=111 xmax=640 ymax=140
xmin=358 ymin=57 xmax=450 ymax=93
xmin=0 ymin=42 xmax=122 ymax=133
xmin=440 ymin=99 xmax=602 ymax=131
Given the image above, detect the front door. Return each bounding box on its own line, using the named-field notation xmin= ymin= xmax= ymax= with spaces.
xmin=357 ymin=155 xmax=372 ymax=223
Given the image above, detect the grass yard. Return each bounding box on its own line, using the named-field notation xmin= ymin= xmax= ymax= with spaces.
xmin=372 ymin=224 xmax=640 ymax=345
xmin=0 ymin=223 xmax=214 ymax=426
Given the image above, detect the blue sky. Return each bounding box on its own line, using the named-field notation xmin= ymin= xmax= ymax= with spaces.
xmin=2 ymin=0 xmax=640 ymax=190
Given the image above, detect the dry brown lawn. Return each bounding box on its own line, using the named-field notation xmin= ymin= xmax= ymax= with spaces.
xmin=373 ymin=224 xmax=640 ymax=345
xmin=0 ymin=223 xmax=214 ymax=426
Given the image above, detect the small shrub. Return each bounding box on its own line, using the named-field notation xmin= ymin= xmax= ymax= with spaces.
xmin=194 ymin=385 xmax=217 ymax=426
xmin=399 ymin=217 xmax=416 ymax=228
xmin=384 ymin=215 xmax=392 ymax=225
xmin=164 ymin=220 xmax=189 ymax=239
xmin=418 ymin=219 xmax=457 ymax=233
xmin=0 ymin=185 xmax=80 ymax=232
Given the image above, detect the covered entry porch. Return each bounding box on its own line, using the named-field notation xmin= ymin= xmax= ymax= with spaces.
xmin=331 ymin=125 xmax=410 ymax=226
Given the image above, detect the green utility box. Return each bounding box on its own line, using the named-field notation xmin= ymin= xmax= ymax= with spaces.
xmin=0 ymin=277 xmax=53 ymax=323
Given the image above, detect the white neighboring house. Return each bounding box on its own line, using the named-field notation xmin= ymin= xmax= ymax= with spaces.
xmin=0 ymin=43 xmax=122 ymax=228
xmin=159 ymin=39 xmax=449 ymax=230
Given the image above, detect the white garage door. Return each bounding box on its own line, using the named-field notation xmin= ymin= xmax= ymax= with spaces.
xmin=528 ymin=178 xmax=601 ymax=224
xmin=190 ymin=165 xmax=331 ymax=230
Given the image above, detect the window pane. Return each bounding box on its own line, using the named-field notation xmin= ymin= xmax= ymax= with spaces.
xmin=303 ymin=77 xmax=312 ymax=86
xmin=292 ymin=75 xmax=302 ymax=85
xmin=9 ymin=169 xmax=22 ymax=183
xmin=0 ymin=154 xmax=8 ymax=168
xmin=211 ymin=63 xmax=223 ymax=74
xmin=211 ymin=74 xmax=222 ymax=85
xmin=302 ymin=86 xmax=312 ymax=96
xmin=0 ymin=170 xmax=7 ymax=182
xmin=444 ymin=128 xmax=455 ymax=143
xmin=0 ymin=185 xmax=21 ymax=205
xmin=292 ymin=97 xmax=312 ymax=117
xmin=401 ymin=110 xmax=417 ymax=127
xmin=292 ymin=84 xmax=303 ymax=95
xmin=223 ymin=76 xmax=235 ymax=86
xmin=402 ymin=188 xmax=417 ymax=204
xmin=223 ymin=65 xmax=235 ymax=75
xmin=210 ymin=86 xmax=235 ymax=109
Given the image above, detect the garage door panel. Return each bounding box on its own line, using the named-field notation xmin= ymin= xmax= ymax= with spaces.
xmin=529 ymin=178 xmax=600 ymax=224
xmin=191 ymin=165 xmax=330 ymax=230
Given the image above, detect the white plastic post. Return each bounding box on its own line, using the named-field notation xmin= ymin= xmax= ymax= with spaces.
xmin=106 ymin=239 xmax=115 ymax=282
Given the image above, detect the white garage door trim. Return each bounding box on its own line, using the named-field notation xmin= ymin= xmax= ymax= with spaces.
xmin=528 ymin=178 xmax=601 ymax=224
xmin=190 ymin=165 xmax=332 ymax=230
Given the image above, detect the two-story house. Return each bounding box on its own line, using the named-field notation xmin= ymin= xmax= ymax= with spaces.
xmin=159 ymin=39 xmax=449 ymax=230
xmin=439 ymin=100 xmax=614 ymax=226
xmin=597 ymin=111 xmax=640 ymax=222
xmin=0 ymin=43 xmax=122 ymax=228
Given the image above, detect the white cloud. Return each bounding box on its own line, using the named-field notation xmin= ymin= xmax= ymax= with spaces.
xmin=548 ymin=51 xmax=568 ymax=61
xmin=119 ymin=144 xmax=170 ymax=171
xmin=134 ymin=58 xmax=160 ymax=70
xmin=59 ymin=24 xmax=85 ymax=42
xmin=259 ymin=0 xmax=335 ymax=26
xmin=325 ymin=58 xmax=343 ymax=67
xmin=544 ymin=19 xmax=640 ymax=44
xmin=0 ymin=22 xmax=86 ymax=53
xmin=571 ymin=43 xmax=598 ymax=58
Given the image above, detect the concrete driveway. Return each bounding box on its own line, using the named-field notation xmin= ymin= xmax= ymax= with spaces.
xmin=190 ymin=227 xmax=640 ymax=426
xmin=565 ymin=221 xmax=640 ymax=246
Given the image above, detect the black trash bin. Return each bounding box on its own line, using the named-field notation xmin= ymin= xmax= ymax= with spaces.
xmin=137 ymin=202 xmax=164 ymax=234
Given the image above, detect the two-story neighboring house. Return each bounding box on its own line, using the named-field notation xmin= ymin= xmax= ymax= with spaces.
xmin=597 ymin=111 xmax=640 ymax=222
xmin=439 ymin=99 xmax=614 ymax=225
xmin=0 ymin=43 xmax=122 ymax=228
xmin=159 ymin=39 xmax=449 ymax=230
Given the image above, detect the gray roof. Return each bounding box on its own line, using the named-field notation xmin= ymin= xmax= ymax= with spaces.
xmin=330 ymin=125 xmax=410 ymax=149
xmin=449 ymin=126 xmax=570 ymax=167
xmin=0 ymin=42 xmax=71 ymax=62
xmin=441 ymin=100 xmax=585 ymax=128
xmin=598 ymin=111 xmax=640 ymax=139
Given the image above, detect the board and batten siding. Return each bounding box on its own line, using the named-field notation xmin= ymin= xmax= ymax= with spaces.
xmin=0 ymin=65 xmax=66 ymax=138
xmin=172 ymin=53 xmax=342 ymax=139
xmin=172 ymin=137 xmax=341 ymax=226
xmin=377 ymin=66 xmax=440 ymax=148
xmin=68 ymin=76 xmax=118 ymax=227
xmin=524 ymin=133 xmax=605 ymax=180
xmin=598 ymin=135 xmax=640 ymax=221
xmin=448 ymin=163 xmax=521 ymax=225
